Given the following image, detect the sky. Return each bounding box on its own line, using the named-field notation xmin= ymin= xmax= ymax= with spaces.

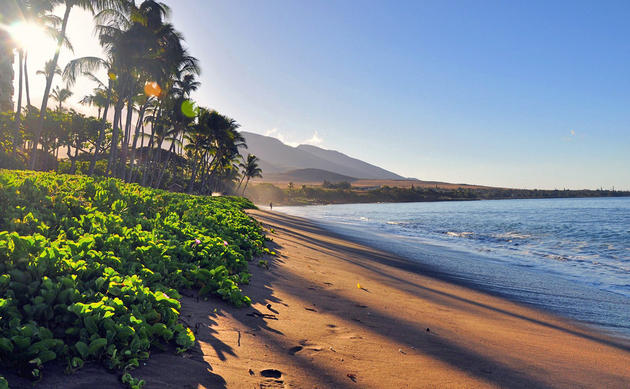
xmin=12 ymin=0 xmax=630 ymax=190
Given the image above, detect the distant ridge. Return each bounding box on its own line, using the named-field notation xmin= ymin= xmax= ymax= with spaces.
xmin=261 ymin=168 xmax=357 ymax=183
xmin=241 ymin=131 xmax=405 ymax=180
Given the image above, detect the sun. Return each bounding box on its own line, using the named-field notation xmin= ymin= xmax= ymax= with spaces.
xmin=7 ymin=21 xmax=52 ymax=54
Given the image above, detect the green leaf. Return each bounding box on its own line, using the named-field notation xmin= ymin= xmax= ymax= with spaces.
xmin=88 ymin=338 xmax=107 ymax=356
xmin=0 ymin=338 xmax=13 ymax=353
xmin=75 ymin=341 xmax=89 ymax=358
xmin=38 ymin=350 xmax=56 ymax=364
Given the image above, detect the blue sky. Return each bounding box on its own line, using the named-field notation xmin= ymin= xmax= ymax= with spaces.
xmin=168 ymin=0 xmax=630 ymax=189
xmin=21 ymin=1 xmax=630 ymax=189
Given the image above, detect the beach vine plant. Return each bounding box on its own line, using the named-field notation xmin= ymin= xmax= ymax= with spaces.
xmin=0 ymin=170 xmax=269 ymax=387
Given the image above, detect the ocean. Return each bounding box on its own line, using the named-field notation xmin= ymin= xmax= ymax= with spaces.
xmin=275 ymin=197 xmax=630 ymax=339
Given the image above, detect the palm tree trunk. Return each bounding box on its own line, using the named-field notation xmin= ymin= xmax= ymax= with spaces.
xmin=106 ymin=101 xmax=124 ymax=177
xmin=118 ymin=97 xmax=133 ymax=177
xmin=236 ymin=174 xmax=246 ymax=193
xmin=149 ymin=135 xmax=165 ymax=188
xmin=13 ymin=49 xmax=23 ymax=156
xmin=30 ymin=3 xmax=72 ymax=169
xmin=242 ymin=177 xmax=250 ymax=195
xmin=187 ymin=149 xmax=204 ymax=193
xmin=88 ymin=80 xmax=112 ymax=176
xmin=142 ymin=104 xmax=162 ymax=186
xmin=155 ymin=137 xmax=177 ymax=189
xmin=141 ymin=120 xmax=157 ymax=186
xmin=126 ymin=103 xmax=147 ymax=182
xmin=24 ymin=51 xmax=30 ymax=107
xmin=199 ymin=155 xmax=213 ymax=194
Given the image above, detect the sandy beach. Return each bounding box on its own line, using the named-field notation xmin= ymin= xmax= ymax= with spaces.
xmin=196 ymin=209 xmax=630 ymax=388
xmin=4 ymin=209 xmax=630 ymax=388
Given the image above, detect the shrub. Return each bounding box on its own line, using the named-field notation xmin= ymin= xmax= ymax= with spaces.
xmin=0 ymin=170 xmax=267 ymax=386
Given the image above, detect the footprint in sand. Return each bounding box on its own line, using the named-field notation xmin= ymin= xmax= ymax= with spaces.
xmin=287 ymin=346 xmax=303 ymax=355
xmin=298 ymin=340 xmax=324 ymax=352
xmin=259 ymin=369 xmax=285 ymax=388
xmin=261 ymin=369 xmax=282 ymax=379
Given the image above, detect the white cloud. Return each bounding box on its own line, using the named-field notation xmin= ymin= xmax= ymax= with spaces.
xmin=263 ymin=129 xmax=324 ymax=147
xmin=303 ymin=131 xmax=324 ymax=146
xmin=264 ymin=128 xmax=298 ymax=146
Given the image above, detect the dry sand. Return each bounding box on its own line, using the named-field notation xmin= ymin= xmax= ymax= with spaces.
xmin=4 ymin=209 xmax=630 ymax=388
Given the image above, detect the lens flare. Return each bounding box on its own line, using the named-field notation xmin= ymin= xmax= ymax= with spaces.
xmin=7 ymin=22 xmax=49 ymax=51
xmin=181 ymin=100 xmax=198 ymax=118
xmin=144 ymin=82 xmax=161 ymax=97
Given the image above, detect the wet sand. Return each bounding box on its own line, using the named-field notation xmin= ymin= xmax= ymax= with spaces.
xmin=4 ymin=209 xmax=630 ymax=388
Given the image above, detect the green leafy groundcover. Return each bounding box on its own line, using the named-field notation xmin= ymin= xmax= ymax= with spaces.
xmin=0 ymin=170 xmax=268 ymax=388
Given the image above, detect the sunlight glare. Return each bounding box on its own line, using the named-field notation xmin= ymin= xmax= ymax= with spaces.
xmin=8 ymin=22 xmax=51 ymax=53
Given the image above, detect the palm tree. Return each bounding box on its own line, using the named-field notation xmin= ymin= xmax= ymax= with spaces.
xmin=64 ymin=56 xmax=116 ymax=176
xmin=36 ymin=59 xmax=62 ymax=83
xmin=30 ymin=0 xmax=126 ymax=169
xmin=239 ymin=154 xmax=262 ymax=195
xmin=50 ymin=85 xmax=73 ymax=111
xmin=79 ymin=85 xmax=109 ymax=118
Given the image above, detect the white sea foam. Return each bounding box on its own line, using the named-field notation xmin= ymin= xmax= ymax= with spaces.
xmin=446 ymin=231 xmax=474 ymax=238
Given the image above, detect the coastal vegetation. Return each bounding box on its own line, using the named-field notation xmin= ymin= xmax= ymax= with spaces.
xmin=244 ymin=181 xmax=630 ymax=206
xmin=0 ymin=169 xmax=267 ymax=386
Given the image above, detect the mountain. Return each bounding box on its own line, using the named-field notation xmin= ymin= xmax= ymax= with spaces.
xmin=240 ymin=131 xmax=405 ymax=180
xmin=261 ymin=168 xmax=357 ymax=183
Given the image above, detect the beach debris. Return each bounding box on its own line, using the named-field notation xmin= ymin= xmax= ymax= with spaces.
xmin=347 ymin=373 xmax=357 ymax=382
xmin=304 ymin=307 xmax=318 ymax=312
xmin=236 ymin=329 xmax=241 ymax=347
xmin=426 ymin=328 xmax=430 ymax=332
xmin=248 ymin=369 xmax=255 ymax=376
xmin=260 ymin=369 xmax=282 ymax=379
xmin=355 ymin=304 xmax=368 ymax=308
xmin=329 ymin=346 xmax=337 ymax=352
xmin=288 ymin=346 xmax=303 ymax=355
xmin=266 ymin=303 xmax=279 ymax=314
xmin=357 ymin=283 xmax=361 ymax=289
xmin=399 ymin=348 xmax=407 ymax=355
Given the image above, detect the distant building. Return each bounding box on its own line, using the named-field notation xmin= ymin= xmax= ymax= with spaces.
xmin=0 ymin=30 xmax=14 ymax=111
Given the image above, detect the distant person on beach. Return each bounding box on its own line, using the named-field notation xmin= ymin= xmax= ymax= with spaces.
xmin=269 ymin=202 xmax=273 ymax=210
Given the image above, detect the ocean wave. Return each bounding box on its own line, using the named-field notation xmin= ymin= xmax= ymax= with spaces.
xmin=446 ymin=231 xmax=474 ymax=238
xmin=493 ymin=232 xmax=532 ymax=240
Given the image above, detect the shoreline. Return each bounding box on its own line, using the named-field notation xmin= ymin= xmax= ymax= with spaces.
xmin=272 ymin=199 xmax=630 ymax=340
